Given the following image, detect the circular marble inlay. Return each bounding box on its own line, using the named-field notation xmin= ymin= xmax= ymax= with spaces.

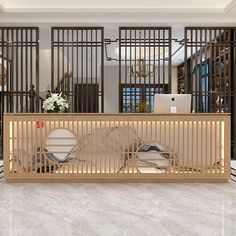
xmin=44 ymin=128 xmax=77 ymax=162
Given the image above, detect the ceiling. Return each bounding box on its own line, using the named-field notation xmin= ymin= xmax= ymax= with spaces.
xmin=0 ymin=0 xmax=231 ymax=9
xmin=0 ymin=0 xmax=235 ymax=25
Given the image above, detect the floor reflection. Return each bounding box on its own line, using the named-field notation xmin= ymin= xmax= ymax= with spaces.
xmin=0 ymin=181 xmax=235 ymax=236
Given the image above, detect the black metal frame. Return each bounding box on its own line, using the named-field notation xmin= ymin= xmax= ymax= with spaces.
xmin=0 ymin=27 xmax=40 ymax=159
xmin=184 ymin=27 xmax=236 ymax=159
xmin=0 ymin=25 xmax=235 ymax=160
xmin=118 ymin=27 xmax=172 ymax=113
xmin=51 ymin=27 xmax=104 ymax=113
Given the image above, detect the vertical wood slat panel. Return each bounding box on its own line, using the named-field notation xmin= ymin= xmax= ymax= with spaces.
xmin=3 ymin=114 xmax=230 ymax=182
xmin=12 ymin=121 xmax=15 ymax=173
xmin=219 ymin=121 xmax=222 ymax=173
xmin=16 ymin=120 xmax=19 ymax=174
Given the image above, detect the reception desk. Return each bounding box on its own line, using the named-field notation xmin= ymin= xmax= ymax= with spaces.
xmin=3 ymin=113 xmax=230 ymax=182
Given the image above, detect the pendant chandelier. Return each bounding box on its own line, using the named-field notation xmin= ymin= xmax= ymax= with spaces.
xmin=128 ymin=58 xmax=155 ymax=79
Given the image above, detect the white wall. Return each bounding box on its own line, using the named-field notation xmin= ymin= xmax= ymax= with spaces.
xmin=39 ymin=49 xmax=51 ymax=92
xmin=39 ymin=28 xmax=50 ymax=92
xmin=104 ymin=66 xmax=119 ymax=113
xmin=39 ymin=28 xmax=70 ymax=93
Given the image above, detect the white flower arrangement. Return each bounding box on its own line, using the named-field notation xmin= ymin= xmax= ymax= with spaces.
xmin=43 ymin=91 xmax=69 ymax=112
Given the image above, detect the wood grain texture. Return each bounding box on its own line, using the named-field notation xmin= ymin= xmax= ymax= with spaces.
xmin=3 ymin=113 xmax=230 ymax=182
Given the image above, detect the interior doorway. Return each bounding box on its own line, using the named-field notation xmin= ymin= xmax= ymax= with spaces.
xmin=74 ymin=84 xmax=99 ymax=113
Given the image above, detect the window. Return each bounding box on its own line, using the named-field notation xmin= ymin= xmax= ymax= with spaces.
xmin=120 ymin=84 xmax=168 ymax=113
xmin=192 ymin=61 xmax=209 ymax=112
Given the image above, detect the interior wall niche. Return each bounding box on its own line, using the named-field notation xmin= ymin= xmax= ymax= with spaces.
xmin=0 ymin=27 xmax=40 ymax=159
xmin=118 ymin=27 xmax=172 ymax=113
xmin=51 ymin=27 xmax=104 ymax=113
xmin=184 ymin=27 xmax=236 ymax=159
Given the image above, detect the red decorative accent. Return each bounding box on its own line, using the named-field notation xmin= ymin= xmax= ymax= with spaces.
xmin=36 ymin=121 xmax=45 ymax=128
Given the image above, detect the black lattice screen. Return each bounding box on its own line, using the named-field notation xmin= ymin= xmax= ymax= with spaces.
xmin=0 ymin=27 xmax=40 ymax=159
xmin=51 ymin=27 xmax=104 ymax=113
xmin=118 ymin=27 xmax=172 ymax=113
xmin=184 ymin=27 xmax=236 ymax=159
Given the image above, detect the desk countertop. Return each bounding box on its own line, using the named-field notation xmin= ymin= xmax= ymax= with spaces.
xmin=4 ymin=113 xmax=230 ymax=117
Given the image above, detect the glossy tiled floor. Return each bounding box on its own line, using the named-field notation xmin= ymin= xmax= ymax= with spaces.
xmin=0 ymin=179 xmax=236 ymax=236
xmin=231 ymin=160 xmax=236 ymax=169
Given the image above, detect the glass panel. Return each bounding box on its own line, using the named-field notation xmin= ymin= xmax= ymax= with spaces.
xmin=122 ymin=85 xmax=166 ymax=112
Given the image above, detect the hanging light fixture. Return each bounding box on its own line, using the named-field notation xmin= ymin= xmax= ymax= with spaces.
xmin=128 ymin=58 xmax=154 ymax=79
xmin=113 ymin=29 xmax=168 ymax=79
xmin=115 ymin=46 xmax=156 ymax=79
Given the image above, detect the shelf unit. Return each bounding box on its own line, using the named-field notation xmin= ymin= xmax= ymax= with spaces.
xmin=177 ymin=62 xmax=185 ymax=94
xmin=177 ymin=59 xmax=191 ymax=94
xmin=210 ymin=30 xmax=231 ymax=113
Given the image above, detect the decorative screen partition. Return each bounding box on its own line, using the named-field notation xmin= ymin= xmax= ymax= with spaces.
xmin=184 ymin=27 xmax=236 ymax=113
xmin=0 ymin=27 xmax=40 ymax=159
xmin=119 ymin=27 xmax=172 ymax=113
xmin=4 ymin=113 xmax=230 ymax=182
xmin=184 ymin=27 xmax=236 ymax=159
xmin=51 ymin=27 xmax=104 ymax=113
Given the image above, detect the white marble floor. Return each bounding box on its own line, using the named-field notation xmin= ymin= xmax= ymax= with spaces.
xmin=0 ymin=180 xmax=236 ymax=236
